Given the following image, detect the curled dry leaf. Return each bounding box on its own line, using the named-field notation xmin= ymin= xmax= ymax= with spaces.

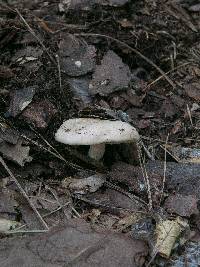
xmin=153 ymin=217 xmax=189 ymax=258
xmin=0 ymin=218 xmax=20 ymax=233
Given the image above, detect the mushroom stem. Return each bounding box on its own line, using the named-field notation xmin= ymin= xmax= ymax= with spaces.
xmin=88 ymin=144 xmax=105 ymax=160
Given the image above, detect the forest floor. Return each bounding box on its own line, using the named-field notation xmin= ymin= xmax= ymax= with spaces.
xmin=1 ymin=0 xmax=200 ymax=266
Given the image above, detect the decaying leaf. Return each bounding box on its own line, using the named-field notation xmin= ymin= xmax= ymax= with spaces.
xmin=7 ymin=86 xmax=36 ymax=117
xmin=153 ymin=217 xmax=189 ymax=258
xmin=0 ymin=218 xmax=20 ymax=233
xmin=58 ymin=35 xmax=96 ymax=76
xmin=62 ymin=174 xmax=105 ymax=194
xmin=164 ymin=193 xmax=198 ymax=217
xmin=161 ymin=145 xmax=200 ymax=164
xmin=89 ymin=50 xmax=131 ymax=96
xmin=0 ymin=139 xmax=32 ymax=166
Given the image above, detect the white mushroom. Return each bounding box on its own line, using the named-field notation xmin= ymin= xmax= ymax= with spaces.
xmin=55 ymin=118 xmax=139 ymax=160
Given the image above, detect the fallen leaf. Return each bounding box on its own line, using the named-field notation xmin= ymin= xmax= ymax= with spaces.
xmin=0 ymin=219 xmax=148 ymax=266
xmin=0 ymin=218 xmax=20 ymax=233
xmin=7 ymin=86 xmax=36 ymax=117
xmin=164 ymin=193 xmax=199 ymax=217
xmin=153 ymin=217 xmax=188 ymax=258
xmin=89 ymin=50 xmax=131 ymax=96
xmin=0 ymin=139 xmax=32 ymax=166
xmin=22 ymin=100 xmax=57 ymax=128
xmin=59 ymin=35 xmax=96 ymax=76
xmin=63 ymin=174 xmax=105 ymax=194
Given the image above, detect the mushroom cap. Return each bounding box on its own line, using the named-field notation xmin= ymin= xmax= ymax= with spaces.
xmin=55 ymin=118 xmax=139 ymax=145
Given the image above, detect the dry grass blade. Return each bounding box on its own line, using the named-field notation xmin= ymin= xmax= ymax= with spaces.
xmin=137 ymin=143 xmax=153 ymax=210
xmin=74 ymin=33 xmax=176 ymax=89
xmin=145 ymin=62 xmax=190 ymax=90
xmin=0 ymin=156 xmax=49 ymax=230
xmin=159 ymin=133 xmax=169 ymax=205
xmin=186 ymin=104 xmax=193 ymax=127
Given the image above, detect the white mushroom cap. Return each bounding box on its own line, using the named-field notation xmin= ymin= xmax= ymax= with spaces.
xmin=55 ymin=118 xmax=139 ymax=145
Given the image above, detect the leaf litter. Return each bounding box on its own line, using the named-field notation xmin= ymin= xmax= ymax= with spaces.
xmin=1 ymin=0 xmax=200 ymax=266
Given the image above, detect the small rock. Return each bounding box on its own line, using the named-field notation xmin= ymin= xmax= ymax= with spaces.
xmin=164 ymin=193 xmax=199 ymax=217
xmin=145 ymin=160 xmax=200 ymax=197
xmin=89 ymin=50 xmax=131 ymax=96
xmin=22 ymin=100 xmax=57 ymax=128
xmin=7 ymin=86 xmax=36 ymax=117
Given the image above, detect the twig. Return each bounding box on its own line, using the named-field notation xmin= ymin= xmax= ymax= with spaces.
xmin=159 ymin=134 xmax=169 ymax=205
xmin=6 ymin=229 xmax=48 ymax=234
xmin=15 ymin=9 xmax=56 ymax=66
xmin=55 ymin=54 xmax=62 ymax=91
xmin=186 ymin=104 xmax=193 ymax=127
xmin=145 ymin=62 xmax=190 ymax=90
xmin=139 ymin=140 xmax=155 ymax=161
xmin=43 ymin=202 xmax=70 ymax=218
xmin=0 ymin=156 xmax=49 ymax=230
xmin=21 ymin=133 xmax=83 ymax=171
xmin=137 ymin=145 xmax=153 ymax=210
xmin=105 ymin=181 xmax=148 ymax=207
xmin=74 ymin=33 xmax=176 ymax=89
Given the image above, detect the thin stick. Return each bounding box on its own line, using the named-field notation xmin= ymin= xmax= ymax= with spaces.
xmin=55 ymin=54 xmax=62 ymax=91
xmin=42 ymin=201 xmax=70 ymax=218
xmin=0 ymin=156 xmax=49 ymax=230
xmin=105 ymin=181 xmax=147 ymax=206
xmin=6 ymin=229 xmax=48 ymax=234
xmin=186 ymin=104 xmax=193 ymax=126
xmin=159 ymin=134 xmax=169 ymax=205
xmin=137 ymin=145 xmax=153 ymax=210
xmin=145 ymin=62 xmax=190 ymax=90
xmin=74 ymin=33 xmax=176 ymax=89
xmin=15 ymin=9 xmax=56 ymax=66
xmin=21 ymin=133 xmax=83 ymax=170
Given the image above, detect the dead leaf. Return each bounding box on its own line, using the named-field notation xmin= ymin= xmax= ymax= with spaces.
xmin=89 ymin=50 xmax=131 ymax=96
xmin=7 ymin=86 xmax=36 ymax=117
xmin=0 ymin=219 xmax=148 ymax=266
xmin=0 ymin=139 xmax=32 ymax=166
xmin=164 ymin=193 xmax=199 ymax=217
xmin=153 ymin=217 xmax=188 ymax=258
xmin=22 ymin=100 xmax=57 ymax=128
